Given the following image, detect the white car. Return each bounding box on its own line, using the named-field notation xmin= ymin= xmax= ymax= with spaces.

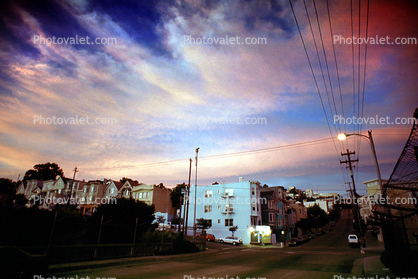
xmin=218 ymin=236 xmax=243 ymax=245
xmin=348 ymin=234 xmax=359 ymax=247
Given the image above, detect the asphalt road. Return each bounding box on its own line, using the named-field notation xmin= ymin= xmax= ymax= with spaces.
xmin=47 ymin=209 xmax=379 ymax=279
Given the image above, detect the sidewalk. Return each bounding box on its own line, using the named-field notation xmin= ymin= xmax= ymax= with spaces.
xmin=46 ymin=248 xmax=219 ymax=274
xmin=351 ymin=231 xmax=397 ymax=278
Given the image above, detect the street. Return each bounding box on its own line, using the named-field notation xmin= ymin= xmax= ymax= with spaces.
xmin=47 ymin=209 xmax=382 ymax=279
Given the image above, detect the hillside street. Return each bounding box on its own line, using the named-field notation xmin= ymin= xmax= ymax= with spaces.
xmin=46 ymin=208 xmax=396 ymax=279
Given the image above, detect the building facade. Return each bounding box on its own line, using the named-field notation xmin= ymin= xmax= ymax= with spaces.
xmin=183 ymin=180 xmax=265 ymax=244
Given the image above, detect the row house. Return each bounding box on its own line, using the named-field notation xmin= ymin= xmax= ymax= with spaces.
xmin=260 ymin=186 xmax=289 ymax=242
xmin=182 ymin=179 xmax=264 ymax=245
xmin=287 ymin=200 xmax=308 ymax=237
xmin=103 ymin=180 xmax=124 ymax=200
xmin=132 ymin=183 xmax=176 ymax=217
xmin=16 ymin=179 xmax=43 ymax=204
xmin=79 ymin=180 xmax=107 ymax=215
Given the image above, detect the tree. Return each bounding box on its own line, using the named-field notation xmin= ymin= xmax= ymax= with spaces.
xmin=23 ymin=163 xmax=63 ymax=181
xmin=306 ymin=204 xmax=329 ymax=230
xmin=87 ymin=198 xmax=155 ymax=244
xmin=13 ymin=194 xmax=28 ymax=208
xmin=154 ymin=183 xmax=166 ymax=189
xmin=229 ymin=226 xmax=238 ymax=237
xmin=0 ymin=178 xmax=15 ymax=195
xmin=0 ymin=178 xmax=17 ymax=207
xmin=170 ymin=183 xmax=186 ymax=209
xmin=196 ymin=218 xmax=212 ymax=231
xmin=120 ymin=177 xmax=139 ymax=184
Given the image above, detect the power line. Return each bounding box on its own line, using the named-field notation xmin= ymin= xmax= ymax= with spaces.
xmin=288 ymin=0 xmax=341 ymax=159
xmin=81 ymin=137 xmax=335 ymax=171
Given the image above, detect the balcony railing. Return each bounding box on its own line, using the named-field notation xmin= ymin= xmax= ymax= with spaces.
xmin=221 ymin=193 xmax=234 ymax=198
xmin=221 ymin=208 xmax=234 ymax=214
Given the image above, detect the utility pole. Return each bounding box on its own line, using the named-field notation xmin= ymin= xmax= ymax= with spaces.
xmin=345 ymin=182 xmax=353 ymax=199
xmin=340 ymin=149 xmax=365 ymax=247
xmin=184 ymin=158 xmax=192 ymax=235
xmin=193 ymin=148 xmax=199 ymax=244
xmin=340 ymin=150 xmax=358 ymax=196
xmin=67 ymin=167 xmax=79 ymax=206
xmin=178 ymin=194 xmax=183 ymax=233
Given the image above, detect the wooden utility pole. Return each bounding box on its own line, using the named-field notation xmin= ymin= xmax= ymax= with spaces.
xmin=340 ymin=149 xmax=365 ymax=247
xmin=340 ymin=150 xmax=359 ymax=197
xmin=67 ymin=167 xmax=79 ymax=206
xmin=184 ymin=158 xmax=192 ymax=235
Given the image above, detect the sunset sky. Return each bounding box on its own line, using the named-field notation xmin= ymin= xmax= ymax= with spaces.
xmin=0 ymin=0 xmax=417 ymax=196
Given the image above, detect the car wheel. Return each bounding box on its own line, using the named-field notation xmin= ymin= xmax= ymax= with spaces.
xmin=219 ymin=240 xmax=223 ymax=243
xmin=232 ymin=242 xmax=236 ymax=245
xmin=207 ymin=238 xmax=211 ymax=241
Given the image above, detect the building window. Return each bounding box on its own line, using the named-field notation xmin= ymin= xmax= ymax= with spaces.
xmin=225 ymin=219 xmax=233 ymax=226
xmin=205 ymin=190 xmax=213 ymax=198
xmin=225 ymin=189 xmax=233 ymax=196
xmin=138 ymin=192 xmax=143 ymax=198
xmin=252 ymin=187 xmax=255 ymax=195
xmin=218 ymin=190 xmax=221 ymax=194
xmin=204 ymin=205 xmax=212 ymax=213
xmin=252 ymin=203 xmax=256 ymax=211
xmin=93 ymin=186 xmax=97 ymax=192
xmin=218 ymin=219 xmax=221 ymax=223
xmin=58 ymin=189 xmax=61 ymax=194
xmin=269 ymin=213 xmax=274 ymax=222
xmin=225 ymin=204 xmax=233 ymax=212
xmin=110 ymin=188 xmax=114 ymax=194
xmin=218 ymin=205 xmax=221 ymax=210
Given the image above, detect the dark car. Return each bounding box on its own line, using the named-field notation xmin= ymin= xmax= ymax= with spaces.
xmin=289 ymin=238 xmax=299 ymax=246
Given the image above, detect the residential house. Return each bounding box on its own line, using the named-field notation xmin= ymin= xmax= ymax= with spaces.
xmin=359 ymin=178 xmax=389 ymax=222
xmin=260 ymin=186 xmax=288 ymax=243
xmin=304 ymin=198 xmax=335 ymax=214
xmin=287 ymin=200 xmax=308 ymax=237
xmin=24 ymin=179 xmax=43 ymax=206
xmin=103 ymin=180 xmax=123 ymax=200
xmin=118 ymin=180 xmax=139 ymax=199
xmin=182 ymin=179 xmax=265 ymax=244
xmin=132 ymin=183 xmax=175 ymax=217
xmin=79 ymin=180 xmax=107 ymax=215
xmin=15 ymin=181 xmax=26 ymax=196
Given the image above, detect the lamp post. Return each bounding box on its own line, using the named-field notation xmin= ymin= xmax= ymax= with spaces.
xmin=339 ymin=130 xmax=383 ymax=248
xmin=338 ymin=130 xmax=383 ymax=196
xmin=193 ymin=147 xmax=200 ymax=244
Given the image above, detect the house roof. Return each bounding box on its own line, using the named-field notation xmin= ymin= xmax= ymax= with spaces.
xmin=114 ymin=181 xmax=124 ymax=190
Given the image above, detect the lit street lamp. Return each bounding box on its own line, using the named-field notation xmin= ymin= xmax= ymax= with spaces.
xmin=338 ymin=130 xmax=383 ymax=196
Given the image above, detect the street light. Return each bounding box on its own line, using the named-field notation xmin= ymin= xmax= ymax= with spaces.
xmin=338 ymin=131 xmax=383 ymax=196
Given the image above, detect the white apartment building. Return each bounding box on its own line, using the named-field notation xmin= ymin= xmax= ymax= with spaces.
xmin=183 ymin=180 xmax=266 ymax=244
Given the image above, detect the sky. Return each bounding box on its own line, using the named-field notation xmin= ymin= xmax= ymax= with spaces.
xmin=0 ymin=0 xmax=417 ymax=197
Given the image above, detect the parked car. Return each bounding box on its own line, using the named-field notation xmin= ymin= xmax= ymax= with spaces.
xmin=289 ymin=238 xmax=299 ymax=246
xmin=218 ymin=236 xmax=242 ymax=245
xmin=307 ymin=233 xmax=315 ymax=239
xmin=196 ymin=233 xmax=216 ymax=241
xmin=348 ymin=234 xmax=360 ymax=247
